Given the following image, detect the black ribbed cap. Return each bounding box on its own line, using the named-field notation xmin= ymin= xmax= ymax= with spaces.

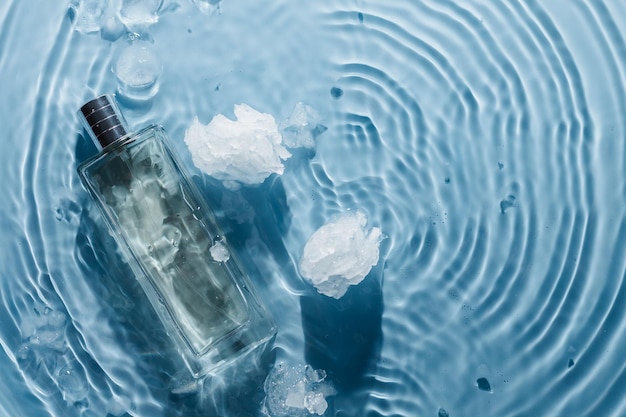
xmin=79 ymin=95 xmax=128 ymax=149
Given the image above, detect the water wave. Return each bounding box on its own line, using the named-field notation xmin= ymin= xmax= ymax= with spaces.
xmin=2 ymin=0 xmax=626 ymax=416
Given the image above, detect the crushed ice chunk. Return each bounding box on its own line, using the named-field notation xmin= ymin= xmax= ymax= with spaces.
xmin=209 ymin=240 xmax=230 ymax=262
xmin=284 ymin=380 xmax=306 ymax=409
xmin=184 ymin=104 xmax=291 ymax=189
xmin=304 ymin=391 xmax=328 ymax=415
xmin=299 ymin=210 xmax=382 ymax=299
xmin=263 ymin=362 xmax=336 ymax=417
xmin=279 ymin=102 xmax=327 ymax=149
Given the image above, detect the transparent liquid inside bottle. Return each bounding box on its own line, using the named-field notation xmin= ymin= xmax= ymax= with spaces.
xmin=87 ymin=130 xmax=250 ymax=354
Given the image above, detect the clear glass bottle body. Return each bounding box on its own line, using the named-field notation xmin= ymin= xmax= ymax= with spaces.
xmin=78 ymin=125 xmax=275 ymax=377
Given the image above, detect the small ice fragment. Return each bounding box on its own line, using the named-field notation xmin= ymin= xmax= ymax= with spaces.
xmin=112 ymin=41 xmax=162 ymax=100
xmin=304 ymin=364 xmax=326 ymax=383
xmin=210 ymin=240 xmax=230 ymax=262
xmin=263 ymin=362 xmax=336 ymax=417
xmin=118 ymin=0 xmax=163 ymax=26
xmin=304 ymin=391 xmax=328 ymax=415
xmin=68 ymin=0 xmax=107 ymax=34
xmin=184 ymin=104 xmax=291 ymax=189
xmin=438 ymin=408 xmax=450 ymax=417
xmin=56 ymin=361 xmax=88 ymax=402
xmin=284 ymin=380 xmax=306 ymax=409
xmin=191 ymin=0 xmax=222 ymax=15
xmin=280 ymin=102 xmax=327 ymax=149
xmin=299 ymin=210 xmax=382 ymax=299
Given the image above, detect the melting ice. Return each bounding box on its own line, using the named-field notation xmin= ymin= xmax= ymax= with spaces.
xmin=279 ymin=102 xmax=327 ymax=149
xmin=184 ymin=104 xmax=291 ymax=189
xmin=262 ymin=362 xmax=336 ymax=417
xmin=112 ymin=41 xmax=162 ymax=100
xmin=299 ymin=210 xmax=383 ymax=299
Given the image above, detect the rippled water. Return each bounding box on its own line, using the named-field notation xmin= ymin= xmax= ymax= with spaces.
xmin=2 ymin=0 xmax=626 ymax=416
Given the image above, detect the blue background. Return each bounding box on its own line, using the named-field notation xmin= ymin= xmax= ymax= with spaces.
xmin=1 ymin=1 xmax=626 ymax=416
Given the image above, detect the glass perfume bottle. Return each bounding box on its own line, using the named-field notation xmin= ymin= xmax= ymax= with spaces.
xmin=77 ymin=95 xmax=276 ymax=378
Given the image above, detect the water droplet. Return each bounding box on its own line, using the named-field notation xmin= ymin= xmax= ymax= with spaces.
xmin=357 ymin=12 xmax=364 ymax=23
xmin=568 ymin=358 xmax=575 ymax=368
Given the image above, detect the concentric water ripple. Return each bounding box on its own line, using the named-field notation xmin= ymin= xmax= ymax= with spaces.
xmin=279 ymin=1 xmax=626 ymax=416
xmin=2 ymin=0 xmax=626 ymax=416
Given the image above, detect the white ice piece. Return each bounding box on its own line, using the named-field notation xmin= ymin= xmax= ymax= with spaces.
xmin=299 ymin=210 xmax=382 ymax=299
xmin=279 ymin=102 xmax=326 ymax=149
xmin=184 ymin=104 xmax=291 ymax=189
xmin=209 ymin=240 xmax=230 ymax=262
xmin=263 ymin=363 xmax=336 ymax=417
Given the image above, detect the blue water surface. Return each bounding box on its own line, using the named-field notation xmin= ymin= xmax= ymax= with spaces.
xmin=2 ymin=0 xmax=626 ymax=416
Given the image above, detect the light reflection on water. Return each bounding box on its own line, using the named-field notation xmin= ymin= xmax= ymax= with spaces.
xmin=1 ymin=0 xmax=626 ymax=416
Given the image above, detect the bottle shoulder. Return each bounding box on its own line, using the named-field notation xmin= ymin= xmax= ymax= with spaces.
xmin=78 ymin=124 xmax=166 ymax=173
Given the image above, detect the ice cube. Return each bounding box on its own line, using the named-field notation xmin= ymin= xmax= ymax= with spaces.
xmin=118 ymin=0 xmax=163 ymax=26
xmin=184 ymin=104 xmax=291 ymax=189
xmin=112 ymin=41 xmax=162 ymax=100
xmin=299 ymin=210 xmax=383 ymax=299
xmin=56 ymin=361 xmax=88 ymax=402
xmin=68 ymin=0 xmax=107 ymax=34
xmin=279 ymin=102 xmax=326 ymax=149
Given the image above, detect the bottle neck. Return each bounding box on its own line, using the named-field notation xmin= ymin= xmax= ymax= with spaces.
xmin=79 ymin=95 xmax=129 ymax=150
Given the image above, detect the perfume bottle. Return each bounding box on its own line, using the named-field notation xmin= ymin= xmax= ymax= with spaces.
xmin=77 ymin=95 xmax=276 ymax=378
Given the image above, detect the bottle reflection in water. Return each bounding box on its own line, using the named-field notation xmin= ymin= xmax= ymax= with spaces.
xmin=77 ymin=95 xmax=275 ymax=379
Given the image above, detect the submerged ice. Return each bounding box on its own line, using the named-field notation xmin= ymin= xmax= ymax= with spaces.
xmin=112 ymin=42 xmax=162 ymax=100
xmin=184 ymin=104 xmax=291 ymax=189
xmin=17 ymin=305 xmax=89 ymax=404
xmin=262 ymin=362 xmax=336 ymax=417
xmin=299 ymin=210 xmax=382 ymax=299
xmin=279 ymin=102 xmax=327 ymax=149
